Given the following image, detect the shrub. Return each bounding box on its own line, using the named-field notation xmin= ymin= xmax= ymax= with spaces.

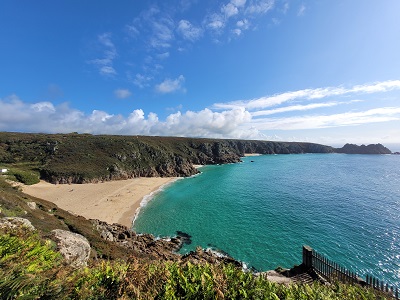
xmin=13 ymin=170 xmax=40 ymax=185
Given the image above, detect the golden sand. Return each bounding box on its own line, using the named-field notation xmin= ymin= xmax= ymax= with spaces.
xmin=23 ymin=177 xmax=177 ymax=228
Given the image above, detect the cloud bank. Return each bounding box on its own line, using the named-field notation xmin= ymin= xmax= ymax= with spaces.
xmin=1 ymin=80 xmax=400 ymax=143
xmin=0 ymin=95 xmax=254 ymax=139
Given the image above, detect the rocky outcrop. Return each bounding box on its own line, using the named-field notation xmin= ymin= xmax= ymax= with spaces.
xmin=51 ymin=229 xmax=91 ymax=268
xmin=91 ymin=219 xmax=244 ymax=266
xmin=0 ymin=217 xmax=35 ymax=231
xmin=334 ymin=143 xmax=392 ymax=154
xmin=181 ymin=246 xmax=242 ymax=267
xmin=92 ymin=220 xmax=182 ymax=260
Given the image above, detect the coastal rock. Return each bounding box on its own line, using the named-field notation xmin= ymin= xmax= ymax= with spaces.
xmin=27 ymin=201 xmax=37 ymax=210
xmin=182 ymin=246 xmax=242 ymax=267
xmin=0 ymin=217 xmax=35 ymax=231
xmin=51 ymin=229 xmax=91 ymax=268
xmin=91 ymin=219 xmax=182 ymax=260
xmin=334 ymin=143 xmax=392 ymax=154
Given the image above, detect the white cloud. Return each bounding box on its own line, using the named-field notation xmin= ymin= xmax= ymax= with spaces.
xmin=155 ymin=75 xmax=186 ymax=93
xmin=0 ymin=95 xmax=258 ymax=139
xmin=128 ymin=6 xmax=175 ymax=50
xmin=150 ymin=17 xmax=175 ymax=48
xmin=297 ymin=4 xmax=306 ymax=16
xmin=213 ymin=80 xmax=400 ymax=110
xmin=99 ymin=66 xmax=117 ymax=76
xmin=177 ymin=20 xmax=203 ymax=41
xmin=232 ymin=28 xmax=242 ymax=36
xmin=114 ymin=89 xmax=132 ymax=99
xmin=252 ymin=107 xmax=400 ymax=130
xmin=251 ymin=101 xmax=343 ymax=116
xmin=205 ymin=13 xmax=226 ymax=31
xmin=31 ymin=102 xmax=56 ymax=113
xmin=237 ymin=19 xmax=250 ymax=29
xmin=1 ymin=81 xmax=400 ymax=143
xmin=131 ymin=73 xmax=153 ymax=88
xmin=126 ymin=24 xmax=140 ymax=37
xmin=88 ymin=33 xmax=117 ymax=77
xmin=231 ymin=0 xmax=247 ymax=7
xmin=282 ymin=2 xmax=289 ymax=14
xmin=222 ymin=3 xmax=239 ymax=17
xmin=157 ymin=52 xmax=170 ymax=59
xmin=245 ymin=0 xmax=274 ymax=14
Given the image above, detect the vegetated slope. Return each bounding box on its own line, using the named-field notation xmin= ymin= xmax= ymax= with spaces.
xmin=0 ymin=178 xmax=391 ymax=299
xmin=334 ymin=143 xmax=392 ymax=154
xmin=0 ymin=132 xmax=334 ymax=184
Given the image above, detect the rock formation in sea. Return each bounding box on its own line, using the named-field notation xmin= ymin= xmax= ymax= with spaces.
xmin=334 ymin=143 xmax=392 ymax=154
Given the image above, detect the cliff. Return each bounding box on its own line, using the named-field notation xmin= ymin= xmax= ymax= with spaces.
xmin=334 ymin=143 xmax=392 ymax=154
xmin=0 ymin=132 xmax=334 ymax=184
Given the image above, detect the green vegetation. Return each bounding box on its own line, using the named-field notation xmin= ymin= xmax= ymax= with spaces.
xmin=0 ymin=133 xmax=393 ymax=299
xmin=0 ymin=229 xmax=390 ymax=299
xmin=9 ymin=169 xmax=40 ymax=185
xmin=0 ymin=132 xmax=334 ymax=184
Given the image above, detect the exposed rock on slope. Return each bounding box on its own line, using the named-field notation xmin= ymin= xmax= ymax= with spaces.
xmin=51 ymin=229 xmax=91 ymax=268
xmin=0 ymin=217 xmax=35 ymax=231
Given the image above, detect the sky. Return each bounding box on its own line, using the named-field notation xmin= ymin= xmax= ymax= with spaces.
xmin=1 ymin=0 xmax=400 ymax=147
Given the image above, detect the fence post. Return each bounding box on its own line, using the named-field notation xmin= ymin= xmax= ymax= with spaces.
xmin=303 ymin=245 xmax=313 ymax=269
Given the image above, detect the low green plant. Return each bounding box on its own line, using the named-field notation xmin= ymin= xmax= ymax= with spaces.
xmin=0 ymin=227 xmax=392 ymax=299
xmin=72 ymin=261 xmax=128 ymax=299
xmin=12 ymin=170 xmax=40 ymax=185
xmin=0 ymin=228 xmax=63 ymax=299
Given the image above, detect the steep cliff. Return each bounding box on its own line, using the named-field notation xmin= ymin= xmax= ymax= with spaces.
xmin=0 ymin=132 xmax=335 ymax=184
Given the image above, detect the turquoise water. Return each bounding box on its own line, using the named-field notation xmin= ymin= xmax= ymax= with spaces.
xmin=133 ymin=154 xmax=400 ymax=286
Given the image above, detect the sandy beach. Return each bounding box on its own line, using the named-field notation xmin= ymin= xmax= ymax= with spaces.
xmin=244 ymin=153 xmax=262 ymax=157
xmin=23 ymin=177 xmax=177 ymax=228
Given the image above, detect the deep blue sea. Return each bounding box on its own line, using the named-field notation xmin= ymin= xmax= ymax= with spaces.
xmin=133 ymin=154 xmax=400 ymax=287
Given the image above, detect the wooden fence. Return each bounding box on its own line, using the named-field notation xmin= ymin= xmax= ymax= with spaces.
xmin=303 ymin=245 xmax=399 ymax=299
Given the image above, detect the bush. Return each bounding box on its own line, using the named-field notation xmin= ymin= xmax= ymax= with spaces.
xmin=13 ymin=170 xmax=40 ymax=185
xmin=0 ymin=227 xmax=391 ymax=299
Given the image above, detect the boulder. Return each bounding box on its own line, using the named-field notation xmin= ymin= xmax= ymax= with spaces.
xmin=0 ymin=217 xmax=35 ymax=231
xmin=27 ymin=201 xmax=37 ymax=210
xmin=51 ymin=229 xmax=91 ymax=268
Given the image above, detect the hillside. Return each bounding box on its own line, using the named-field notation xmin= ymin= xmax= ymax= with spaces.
xmin=0 ymin=177 xmax=391 ymax=299
xmin=0 ymin=132 xmax=334 ymax=184
xmin=334 ymin=143 xmax=392 ymax=154
xmin=0 ymin=132 xmax=395 ymax=298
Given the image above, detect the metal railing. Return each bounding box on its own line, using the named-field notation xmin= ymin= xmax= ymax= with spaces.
xmin=303 ymin=245 xmax=398 ymax=299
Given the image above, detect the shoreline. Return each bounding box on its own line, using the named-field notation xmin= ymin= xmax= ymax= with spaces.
xmin=22 ymin=177 xmax=177 ymax=228
xmin=244 ymin=153 xmax=262 ymax=157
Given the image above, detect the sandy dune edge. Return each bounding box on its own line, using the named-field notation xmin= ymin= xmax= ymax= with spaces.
xmin=22 ymin=178 xmax=177 ymax=228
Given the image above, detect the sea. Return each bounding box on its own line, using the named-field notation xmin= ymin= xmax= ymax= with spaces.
xmin=133 ymin=152 xmax=400 ymax=287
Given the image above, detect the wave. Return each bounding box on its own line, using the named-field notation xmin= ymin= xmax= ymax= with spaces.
xmin=131 ymin=178 xmax=182 ymax=227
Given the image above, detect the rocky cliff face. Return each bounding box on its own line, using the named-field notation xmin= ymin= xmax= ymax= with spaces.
xmin=334 ymin=143 xmax=392 ymax=154
xmin=0 ymin=132 xmax=337 ymax=184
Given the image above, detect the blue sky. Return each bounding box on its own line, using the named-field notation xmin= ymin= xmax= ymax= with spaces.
xmin=1 ymin=0 xmax=400 ymax=146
